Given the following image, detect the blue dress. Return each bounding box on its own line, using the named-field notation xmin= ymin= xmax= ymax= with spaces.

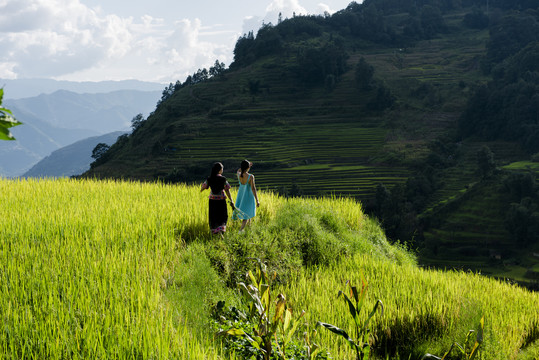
xmin=235 ymin=173 xmax=256 ymax=220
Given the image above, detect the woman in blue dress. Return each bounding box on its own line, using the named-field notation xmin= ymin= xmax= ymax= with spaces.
xmin=234 ymin=160 xmax=260 ymax=232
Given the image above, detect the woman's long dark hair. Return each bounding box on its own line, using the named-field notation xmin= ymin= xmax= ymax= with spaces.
xmin=210 ymin=162 xmax=223 ymax=179
xmin=240 ymin=160 xmax=250 ymax=177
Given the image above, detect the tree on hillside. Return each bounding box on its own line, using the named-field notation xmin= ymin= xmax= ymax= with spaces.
xmin=0 ymin=88 xmax=22 ymax=140
xmin=477 ymin=145 xmax=496 ymax=179
xmin=91 ymin=143 xmax=110 ymax=161
xmin=232 ymin=31 xmax=255 ymax=68
xmin=460 ymin=41 xmax=539 ymax=151
xmin=254 ymin=23 xmax=284 ymax=58
xmin=192 ymin=68 xmax=209 ymax=84
xmin=355 ymin=57 xmax=374 ymax=91
xmin=485 ymin=11 xmax=539 ymax=72
xmin=296 ymin=39 xmax=348 ymax=84
xmin=158 ymin=81 xmax=181 ymax=106
xmin=367 ymin=85 xmax=395 ymax=111
xmin=420 ymin=5 xmax=447 ymax=38
xmin=505 ymin=198 xmax=539 ymax=245
xmin=209 ymin=60 xmax=226 ymax=78
xmin=503 ymin=172 xmax=536 ymax=200
xmin=131 ymin=113 xmax=146 ymax=132
xmin=90 ymin=142 xmax=111 ymax=169
xmin=463 ymin=6 xmax=489 ymax=29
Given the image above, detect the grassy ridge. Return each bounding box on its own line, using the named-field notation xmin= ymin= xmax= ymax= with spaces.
xmin=1 ymin=178 xmax=538 ymax=359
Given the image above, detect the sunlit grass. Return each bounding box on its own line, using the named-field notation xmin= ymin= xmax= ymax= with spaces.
xmin=0 ymin=178 xmax=219 ymax=359
xmin=279 ymin=255 xmax=539 ymax=359
xmin=1 ymin=177 xmax=538 ymax=359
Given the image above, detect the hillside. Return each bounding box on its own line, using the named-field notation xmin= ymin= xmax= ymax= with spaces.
xmin=85 ymin=1 xmax=539 ymax=287
xmin=0 ymin=108 xmax=93 ymax=177
xmin=22 ymin=131 xmax=126 ymax=178
xmin=85 ymin=12 xmax=482 ymax=194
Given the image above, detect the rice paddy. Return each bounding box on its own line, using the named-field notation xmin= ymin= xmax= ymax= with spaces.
xmin=1 ymin=177 xmax=538 ymax=359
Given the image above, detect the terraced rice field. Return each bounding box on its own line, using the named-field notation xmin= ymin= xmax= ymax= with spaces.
xmin=158 ymin=117 xmax=408 ymax=197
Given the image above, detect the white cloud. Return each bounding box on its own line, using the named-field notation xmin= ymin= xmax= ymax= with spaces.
xmin=0 ymin=0 xmax=235 ymax=82
xmin=0 ymin=0 xmax=353 ymax=82
xmin=0 ymin=0 xmax=135 ymax=78
xmin=0 ymin=61 xmax=16 ymax=79
xmin=316 ymin=3 xmax=334 ymax=15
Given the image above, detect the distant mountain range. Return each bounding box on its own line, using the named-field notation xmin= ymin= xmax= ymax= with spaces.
xmin=0 ymin=79 xmax=163 ymax=177
xmin=22 ymin=131 xmax=127 ymax=178
xmin=5 ymin=89 xmax=161 ymax=133
xmin=0 ymin=78 xmax=164 ymax=99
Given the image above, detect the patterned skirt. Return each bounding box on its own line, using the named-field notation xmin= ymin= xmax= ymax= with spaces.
xmin=208 ymin=199 xmax=228 ymax=234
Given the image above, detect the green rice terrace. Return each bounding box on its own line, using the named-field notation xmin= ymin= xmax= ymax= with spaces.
xmin=1 ymin=178 xmax=538 ymax=359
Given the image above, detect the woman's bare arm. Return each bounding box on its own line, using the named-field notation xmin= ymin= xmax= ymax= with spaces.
xmin=225 ymin=188 xmax=235 ymax=209
xmin=200 ymin=181 xmax=208 ymax=192
xmin=250 ymin=175 xmax=260 ymax=206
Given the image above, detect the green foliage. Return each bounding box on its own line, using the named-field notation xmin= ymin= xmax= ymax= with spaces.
xmin=209 ymin=59 xmax=226 ymax=78
xmin=205 ymin=199 xmax=413 ymax=287
xmin=505 ymin=197 xmax=539 ymax=245
xmin=0 ymin=88 xmax=22 ymax=140
xmin=460 ymin=40 xmax=539 ymax=152
xmin=420 ymin=5 xmax=447 ymax=39
xmin=91 ymin=142 xmax=110 ymax=160
xmin=355 ymin=58 xmax=374 ymax=91
xmin=215 ymin=258 xmax=328 ymax=360
xmin=90 ymin=143 xmax=111 ymax=169
xmin=232 ymin=31 xmax=256 ymax=68
xmin=502 ymin=171 xmax=536 ymax=200
xmin=476 ymin=145 xmax=496 ymax=179
xmin=463 ymin=7 xmax=489 ymax=29
xmin=367 ymin=85 xmax=395 ymax=111
xmin=254 ymin=23 xmax=284 ymax=58
xmin=422 ymin=317 xmax=484 ymax=360
xmin=130 ymin=113 xmax=146 ymax=132
xmin=317 ymin=277 xmax=384 ymax=360
xmin=295 ymin=38 xmax=348 ymax=84
xmin=485 ymin=11 xmax=539 ymax=71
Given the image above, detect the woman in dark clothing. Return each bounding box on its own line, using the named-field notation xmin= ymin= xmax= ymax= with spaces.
xmin=200 ymin=162 xmax=235 ymax=236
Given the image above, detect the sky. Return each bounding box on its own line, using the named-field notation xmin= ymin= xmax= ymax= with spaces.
xmin=0 ymin=0 xmax=356 ymax=84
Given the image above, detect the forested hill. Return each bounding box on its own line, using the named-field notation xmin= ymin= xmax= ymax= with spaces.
xmin=85 ymin=0 xmax=539 ymax=287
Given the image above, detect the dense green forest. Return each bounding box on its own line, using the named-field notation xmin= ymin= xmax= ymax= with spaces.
xmin=86 ymin=0 xmax=539 ymax=288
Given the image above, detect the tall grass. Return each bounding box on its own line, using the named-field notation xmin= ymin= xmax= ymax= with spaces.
xmin=0 ymin=178 xmax=218 ymax=359
xmin=279 ymin=255 xmax=539 ymax=359
xmin=1 ymin=177 xmax=537 ymax=359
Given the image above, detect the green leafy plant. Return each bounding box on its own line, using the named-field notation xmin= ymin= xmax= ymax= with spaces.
xmin=317 ymin=276 xmax=384 ymax=360
xmin=0 ymin=88 xmax=22 ymax=140
xmin=216 ymin=258 xmax=327 ymax=359
xmin=422 ymin=316 xmax=484 ymax=360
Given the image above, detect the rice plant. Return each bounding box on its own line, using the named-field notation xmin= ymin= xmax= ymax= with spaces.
xmin=1 ymin=177 xmax=538 ymax=359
